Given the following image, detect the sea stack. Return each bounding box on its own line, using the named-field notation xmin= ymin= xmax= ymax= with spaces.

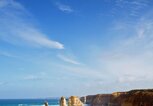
xmin=60 ymin=96 xmax=67 ymax=106
xmin=44 ymin=101 xmax=48 ymax=106
xmin=80 ymin=96 xmax=86 ymax=104
xmin=68 ymin=96 xmax=84 ymax=106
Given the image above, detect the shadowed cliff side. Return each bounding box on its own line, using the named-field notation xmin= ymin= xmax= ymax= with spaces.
xmin=121 ymin=89 xmax=153 ymax=106
xmin=81 ymin=89 xmax=153 ymax=106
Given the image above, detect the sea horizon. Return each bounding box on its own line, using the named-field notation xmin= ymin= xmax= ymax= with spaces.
xmin=0 ymin=98 xmax=89 ymax=106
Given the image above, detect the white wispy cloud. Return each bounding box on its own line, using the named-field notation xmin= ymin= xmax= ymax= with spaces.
xmin=73 ymin=9 xmax=153 ymax=92
xmin=56 ymin=2 xmax=73 ymax=13
xmin=57 ymin=64 xmax=104 ymax=79
xmin=57 ymin=54 xmax=80 ymax=65
xmin=23 ymin=72 xmax=48 ymax=81
xmin=113 ymin=0 xmax=149 ymax=17
xmin=0 ymin=0 xmax=64 ymax=49
xmin=98 ymin=11 xmax=153 ymax=86
xmin=23 ymin=75 xmax=42 ymax=81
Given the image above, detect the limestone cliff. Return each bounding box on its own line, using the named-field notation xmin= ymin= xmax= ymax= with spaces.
xmin=81 ymin=89 xmax=153 ymax=106
xmin=91 ymin=94 xmax=112 ymax=106
xmin=68 ymin=96 xmax=84 ymax=106
xmin=121 ymin=89 xmax=153 ymax=106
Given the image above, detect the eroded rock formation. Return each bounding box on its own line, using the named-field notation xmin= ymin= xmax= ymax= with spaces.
xmin=60 ymin=96 xmax=84 ymax=106
xmin=60 ymin=96 xmax=67 ymax=106
xmin=80 ymin=96 xmax=86 ymax=104
xmin=44 ymin=101 xmax=48 ymax=106
xmin=81 ymin=89 xmax=153 ymax=106
xmin=68 ymin=96 xmax=84 ymax=106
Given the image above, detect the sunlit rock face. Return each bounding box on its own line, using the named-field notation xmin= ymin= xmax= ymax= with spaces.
xmin=83 ymin=89 xmax=153 ymax=106
xmin=60 ymin=96 xmax=67 ymax=106
xmin=68 ymin=96 xmax=84 ymax=106
xmin=112 ymin=92 xmax=127 ymax=97
xmin=91 ymin=94 xmax=112 ymax=106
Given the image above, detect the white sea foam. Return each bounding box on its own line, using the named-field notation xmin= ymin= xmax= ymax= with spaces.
xmin=18 ymin=104 xmax=89 ymax=106
xmin=18 ymin=104 xmax=59 ymax=106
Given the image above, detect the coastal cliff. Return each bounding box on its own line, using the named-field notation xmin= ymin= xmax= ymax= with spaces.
xmin=81 ymin=89 xmax=153 ymax=106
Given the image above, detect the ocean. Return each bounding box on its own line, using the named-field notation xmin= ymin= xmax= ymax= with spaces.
xmin=0 ymin=99 xmax=59 ymax=106
xmin=0 ymin=99 xmax=89 ymax=106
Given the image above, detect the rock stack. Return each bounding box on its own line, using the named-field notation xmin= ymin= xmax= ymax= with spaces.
xmin=80 ymin=96 xmax=86 ymax=104
xmin=68 ymin=96 xmax=84 ymax=106
xmin=44 ymin=101 xmax=48 ymax=106
xmin=60 ymin=96 xmax=67 ymax=106
xmin=60 ymin=96 xmax=84 ymax=106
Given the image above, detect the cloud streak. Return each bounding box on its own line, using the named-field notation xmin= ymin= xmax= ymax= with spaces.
xmin=23 ymin=72 xmax=47 ymax=81
xmin=57 ymin=54 xmax=80 ymax=65
xmin=112 ymin=0 xmax=149 ymax=17
xmin=0 ymin=0 xmax=64 ymax=49
xmin=56 ymin=2 xmax=73 ymax=13
xmin=23 ymin=75 xmax=42 ymax=81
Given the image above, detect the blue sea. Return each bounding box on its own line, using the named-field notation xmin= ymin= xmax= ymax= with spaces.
xmin=0 ymin=99 xmax=89 ymax=106
xmin=0 ymin=99 xmax=59 ymax=106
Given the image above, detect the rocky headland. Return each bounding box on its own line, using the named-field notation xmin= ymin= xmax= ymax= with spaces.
xmin=80 ymin=89 xmax=153 ymax=106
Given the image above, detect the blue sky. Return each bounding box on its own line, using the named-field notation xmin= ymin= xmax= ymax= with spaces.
xmin=0 ymin=0 xmax=153 ymax=99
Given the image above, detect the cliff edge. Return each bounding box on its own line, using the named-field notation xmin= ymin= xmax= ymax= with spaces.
xmin=81 ymin=89 xmax=153 ymax=106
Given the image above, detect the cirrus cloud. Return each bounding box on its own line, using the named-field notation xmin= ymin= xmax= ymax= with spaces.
xmin=55 ymin=2 xmax=73 ymax=13
xmin=57 ymin=54 xmax=80 ymax=65
xmin=0 ymin=0 xmax=64 ymax=49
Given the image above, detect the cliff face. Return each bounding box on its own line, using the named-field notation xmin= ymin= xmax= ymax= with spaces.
xmin=81 ymin=95 xmax=97 ymax=104
xmin=91 ymin=94 xmax=112 ymax=106
xmin=82 ymin=89 xmax=153 ymax=106
xmin=121 ymin=90 xmax=153 ymax=106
